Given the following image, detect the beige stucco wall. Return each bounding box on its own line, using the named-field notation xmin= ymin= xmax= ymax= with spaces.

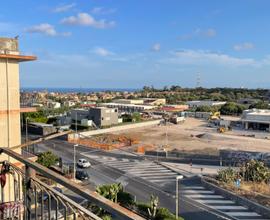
xmin=0 ymin=58 xmax=21 ymax=203
xmin=0 ymin=59 xmax=21 ymax=149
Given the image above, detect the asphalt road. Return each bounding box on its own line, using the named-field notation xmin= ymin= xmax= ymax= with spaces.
xmin=35 ymin=138 xmax=235 ymax=220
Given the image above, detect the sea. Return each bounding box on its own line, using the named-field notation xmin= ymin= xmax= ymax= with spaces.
xmin=20 ymin=87 xmax=138 ymax=93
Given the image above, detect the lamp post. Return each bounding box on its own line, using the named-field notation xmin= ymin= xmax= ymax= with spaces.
xmin=176 ymin=175 xmax=183 ymax=219
xmin=73 ymin=144 xmax=79 ymax=180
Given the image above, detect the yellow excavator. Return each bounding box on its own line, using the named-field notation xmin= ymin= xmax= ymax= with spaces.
xmin=209 ymin=112 xmax=221 ymax=120
xmin=217 ymin=125 xmax=232 ymax=133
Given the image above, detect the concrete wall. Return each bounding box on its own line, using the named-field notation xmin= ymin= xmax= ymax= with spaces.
xmin=77 ymin=120 xmax=161 ymax=137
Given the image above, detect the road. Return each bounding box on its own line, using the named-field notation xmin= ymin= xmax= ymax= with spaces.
xmin=35 ymin=138 xmax=269 ymax=220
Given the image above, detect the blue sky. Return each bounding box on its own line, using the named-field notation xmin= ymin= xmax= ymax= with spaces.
xmin=1 ymin=0 xmax=270 ymax=89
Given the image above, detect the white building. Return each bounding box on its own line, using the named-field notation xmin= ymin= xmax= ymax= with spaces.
xmin=187 ymin=100 xmax=227 ymax=108
xmin=100 ymin=103 xmax=155 ymax=113
xmin=48 ymin=101 xmax=61 ymax=109
xmin=242 ymin=109 xmax=270 ymax=132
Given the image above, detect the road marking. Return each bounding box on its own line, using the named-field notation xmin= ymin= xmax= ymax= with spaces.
xmin=182 ymin=186 xmax=205 ymax=190
xmin=195 ymin=200 xmax=235 ymax=204
xmin=209 ymin=206 xmax=247 ymax=210
xmin=183 ymin=190 xmax=215 ymax=194
xmin=227 ymin=212 xmax=262 ymax=217
xmin=188 ymin=195 xmax=224 ymax=199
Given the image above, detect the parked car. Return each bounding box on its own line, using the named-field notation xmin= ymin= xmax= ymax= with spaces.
xmin=75 ymin=170 xmax=89 ymax=180
xmin=77 ymin=159 xmax=91 ymax=168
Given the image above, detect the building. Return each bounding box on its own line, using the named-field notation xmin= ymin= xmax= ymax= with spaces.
xmin=114 ymin=98 xmax=166 ymax=106
xmin=0 ymin=37 xmax=36 ymax=149
xmin=241 ymin=109 xmax=270 ymax=132
xmin=0 ymin=37 xmax=36 ymax=204
xmin=114 ymin=99 xmax=144 ymax=105
xmin=89 ymin=107 xmax=118 ymax=127
xmin=142 ymin=98 xmax=166 ymax=106
xmin=27 ymin=122 xmax=57 ymax=136
xmin=71 ymin=107 xmax=119 ymax=127
xmin=187 ymin=100 xmax=227 ymax=108
xmin=100 ymin=102 xmax=155 ymax=113
xmin=48 ymin=101 xmax=61 ymax=109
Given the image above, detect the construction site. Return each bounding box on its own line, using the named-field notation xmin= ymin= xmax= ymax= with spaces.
xmin=68 ymin=113 xmax=270 ymax=155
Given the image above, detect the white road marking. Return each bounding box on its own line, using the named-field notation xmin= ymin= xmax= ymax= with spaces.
xmin=183 ymin=190 xmax=215 ymax=194
xmin=209 ymin=206 xmax=247 ymax=210
xmin=227 ymin=212 xmax=262 ymax=217
xmin=195 ymin=200 xmax=235 ymax=204
xmin=188 ymin=195 xmax=224 ymax=199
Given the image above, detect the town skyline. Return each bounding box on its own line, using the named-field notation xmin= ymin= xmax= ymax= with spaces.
xmin=1 ymin=0 xmax=270 ymax=88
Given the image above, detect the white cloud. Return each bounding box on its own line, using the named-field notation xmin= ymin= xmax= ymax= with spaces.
xmin=93 ymin=47 xmax=114 ymax=57
xmin=91 ymin=7 xmax=117 ymax=15
xmin=25 ymin=23 xmax=71 ymax=37
xmin=179 ymin=28 xmax=217 ymax=40
xmin=25 ymin=23 xmax=57 ymax=36
xmin=152 ymin=43 xmax=161 ymax=52
xmin=60 ymin=13 xmax=115 ymax=29
xmin=162 ymin=49 xmax=256 ymax=67
xmin=234 ymin=42 xmax=254 ymax=51
xmin=53 ymin=3 xmax=76 ymax=13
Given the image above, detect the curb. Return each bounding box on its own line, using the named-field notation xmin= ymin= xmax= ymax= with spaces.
xmin=201 ymin=177 xmax=270 ymax=218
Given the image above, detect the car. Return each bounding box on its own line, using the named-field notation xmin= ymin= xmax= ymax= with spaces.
xmin=75 ymin=170 xmax=89 ymax=180
xmin=77 ymin=159 xmax=91 ymax=168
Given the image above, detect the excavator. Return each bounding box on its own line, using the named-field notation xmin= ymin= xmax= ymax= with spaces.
xmin=217 ymin=125 xmax=232 ymax=133
xmin=208 ymin=112 xmax=221 ymax=127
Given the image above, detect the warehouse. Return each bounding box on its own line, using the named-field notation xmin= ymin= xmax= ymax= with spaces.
xmin=241 ymin=109 xmax=270 ymax=132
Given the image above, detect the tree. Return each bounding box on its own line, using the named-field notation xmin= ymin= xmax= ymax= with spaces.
xmin=36 ymin=151 xmax=59 ymax=168
xmin=220 ymin=102 xmax=246 ymax=115
xmin=249 ymin=101 xmax=270 ymax=109
xmin=96 ymin=183 xmax=122 ymax=203
xmin=132 ymin=112 xmax=141 ymax=122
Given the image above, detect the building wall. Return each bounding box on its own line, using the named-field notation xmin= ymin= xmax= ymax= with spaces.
xmin=89 ymin=108 xmax=118 ymax=127
xmin=0 ymin=59 xmax=21 ymax=148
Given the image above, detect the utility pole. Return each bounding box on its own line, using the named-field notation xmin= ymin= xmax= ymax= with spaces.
xmin=73 ymin=144 xmax=78 ymax=181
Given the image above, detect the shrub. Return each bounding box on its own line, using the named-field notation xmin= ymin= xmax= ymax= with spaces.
xmin=240 ymin=159 xmax=270 ymax=183
xmin=36 ymin=151 xmax=59 ymax=168
xmin=217 ymin=168 xmax=237 ymax=183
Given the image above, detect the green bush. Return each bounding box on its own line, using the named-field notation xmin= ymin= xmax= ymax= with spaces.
xmin=217 ymin=168 xmax=237 ymax=183
xmin=118 ymin=191 xmax=135 ymax=207
xmin=36 ymin=151 xmax=59 ymax=168
xmin=136 ymin=202 xmax=151 ymax=216
xmin=240 ymin=159 xmax=270 ymax=183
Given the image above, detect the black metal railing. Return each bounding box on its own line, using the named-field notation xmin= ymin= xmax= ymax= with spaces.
xmin=0 ymin=148 xmax=144 ymax=220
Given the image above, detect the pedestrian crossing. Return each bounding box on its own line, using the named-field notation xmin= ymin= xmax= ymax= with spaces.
xmin=82 ymin=154 xmax=180 ymax=186
xmin=83 ymin=154 xmax=270 ymax=220
xmin=182 ymin=186 xmax=269 ymax=220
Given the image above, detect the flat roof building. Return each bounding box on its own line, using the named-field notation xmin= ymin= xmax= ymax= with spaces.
xmin=187 ymin=100 xmax=226 ymax=108
xmin=242 ymin=109 xmax=270 ymax=132
xmin=100 ymin=102 xmax=155 ymax=113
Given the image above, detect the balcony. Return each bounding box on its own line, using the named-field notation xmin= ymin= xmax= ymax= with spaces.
xmin=0 ymin=147 xmax=144 ymax=220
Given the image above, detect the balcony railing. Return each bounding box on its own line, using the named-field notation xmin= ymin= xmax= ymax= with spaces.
xmin=0 ymin=147 xmax=145 ymax=220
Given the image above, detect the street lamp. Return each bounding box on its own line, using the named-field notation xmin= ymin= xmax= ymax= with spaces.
xmin=73 ymin=144 xmax=79 ymax=180
xmin=176 ymin=175 xmax=183 ymax=219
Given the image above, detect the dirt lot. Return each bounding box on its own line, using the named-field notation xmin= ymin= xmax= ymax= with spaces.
xmin=112 ymin=118 xmax=270 ymax=154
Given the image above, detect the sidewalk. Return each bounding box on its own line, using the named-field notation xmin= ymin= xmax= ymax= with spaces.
xmin=161 ymin=162 xmax=229 ymax=177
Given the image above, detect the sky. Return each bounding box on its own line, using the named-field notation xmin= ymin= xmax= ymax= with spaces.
xmin=1 ymin=0 xmax=270 ymax=89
